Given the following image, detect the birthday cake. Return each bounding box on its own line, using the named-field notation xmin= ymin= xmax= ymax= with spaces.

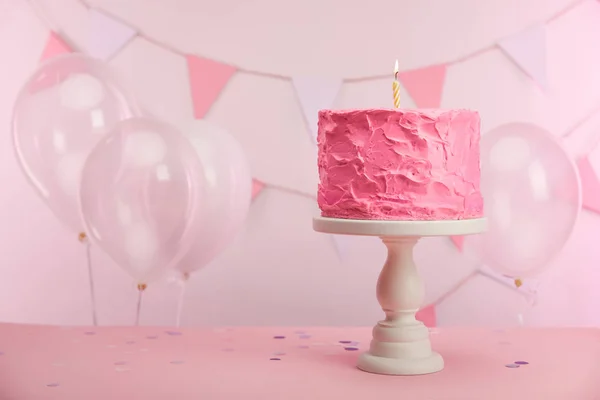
xmin=317 ymin=108 xmax=483 ymax=220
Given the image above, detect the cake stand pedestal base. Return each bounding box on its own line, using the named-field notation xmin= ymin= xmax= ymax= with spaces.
xmin=313 ymin=217 xmax=487 ymax=376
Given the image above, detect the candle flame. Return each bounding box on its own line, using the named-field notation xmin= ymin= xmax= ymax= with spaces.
xmin=394 ymin=59 xmax=399 ymax=80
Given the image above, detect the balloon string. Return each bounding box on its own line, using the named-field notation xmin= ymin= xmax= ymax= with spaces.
xmin=135 ymin=284 xmax=146 ymax=326
xmin=85 ymin=242 xmax=98 ymax=326
xmin=175 ymin=280 xmax=187 ymax=328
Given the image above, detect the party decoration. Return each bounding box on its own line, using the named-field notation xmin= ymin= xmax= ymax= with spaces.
xmin=498 ymin=24 xmax=547 ymax=89
xmin=79 ymin=118 xmax=206 ymax=285
xmin=174 ymin=119 xmax=252 ymax=277
xmin=392 ymin=60 xmax=400 ymax=108
xmin=87 ymin=9 xmax=137 ymax=61
xmin=450 ymin=236 xmax=464 ymax=252
xmin=576 ymin=157 xmax=600 ymax=214
xmin=416 ymin=304 xmax=437 ymax=327
xmin=186 ymin=55 xmax=236 ymax=119
xmin=465 ymin=123 xmax=580 ymax=278
xmin=398 ymin=64 xmax=446 ymax=108
xmin=40 ymin=32 xmax=72 ymax=62
xmin=252 ymin=179 xmax=265 ymax=201
xmin=12 ymin=53 xmax=139 ymax=234
xmin=292 ymin=76 xmax=342 ymax=143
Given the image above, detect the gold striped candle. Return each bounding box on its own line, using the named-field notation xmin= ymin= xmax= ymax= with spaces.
xmin=392 ymin=59 xmax=400 ymax=108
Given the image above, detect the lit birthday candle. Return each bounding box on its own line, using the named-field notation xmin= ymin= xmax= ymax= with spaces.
xmin=392 ymin=59 xmax=400 ymax=108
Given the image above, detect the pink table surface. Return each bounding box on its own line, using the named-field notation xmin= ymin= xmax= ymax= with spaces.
xmin=0 ymin=324 xmax=598 ymax=400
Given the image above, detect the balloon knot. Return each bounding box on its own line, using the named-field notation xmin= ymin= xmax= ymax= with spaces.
xmin=78 ymin=232 xmax=87 ymax=243
xmin=514 ymin=278 xmax=523 ymax=288
xmin=137 ymin=283 xmax=147 ymax=291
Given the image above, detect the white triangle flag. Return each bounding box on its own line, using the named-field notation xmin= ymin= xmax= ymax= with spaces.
xmin=292 ymin=77 xmax=342 ymax=144
xmin=87 ymin=9 xmax=137 ymax=60
xmin=498 ymin=24 xmax=547 ymax=89
xmin=331 ymin=235 xmax=351 ymax=262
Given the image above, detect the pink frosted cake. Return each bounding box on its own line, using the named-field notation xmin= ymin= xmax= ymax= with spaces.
xmin=317 ymin=108 xmax=484 ymax=220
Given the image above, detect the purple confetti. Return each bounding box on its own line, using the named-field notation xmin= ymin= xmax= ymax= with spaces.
xmin=514 ymin=361 xmax=529 ymax=365
xmin=339 ymin=340 xmax=352 ymax=344
xmin=114 ymin=361 xmax=127 ymax=366
xmin=170 ymin=360 xmax=185 ymax=365
xmin=273 ymin=335 xmax=285 ymax=339
xmin=505 ymin=363 xmax=520 ymax=368
xmin=344 ymin=347 xmax=359 ymax=351
xmin=165 ymin=331 xmax=182 ymax=336
xmin=146 ymin=335 xmax=158 ymax=340
xmin=83 ymin=331 xmax=96 ymax=336
xmin=299 ymin=334 xmax=311 ymax=339
xmin=269 ymin=358 xmax=281 ymax=361
xmin=46 ymin=383 xmax=60 ymax=388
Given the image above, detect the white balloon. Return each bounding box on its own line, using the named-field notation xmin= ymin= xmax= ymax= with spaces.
xmin=176 ymin=119 xmax=252 ymax=275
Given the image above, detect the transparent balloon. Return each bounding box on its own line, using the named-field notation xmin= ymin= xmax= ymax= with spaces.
xmin=174 ymin=119 xmax=252 ymax=278
xmin=464 ymin=123 xmax=581 ymax=278
xmin=12 ymin=53 xmax=139 ymax=234
xmin=79 ymin=118 xmax=206 ymax=285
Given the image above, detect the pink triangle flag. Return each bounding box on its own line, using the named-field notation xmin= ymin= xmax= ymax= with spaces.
xmin=416 ymin=304 xmax=436 ymax=327
xmin=450 ymin=236 xmax=464 ymax=252
xmin=498 ymin=24 xmax=547 ymax=89
xmin=292 ymin=77 xmax=342 ymax=144
xmin=87 ymin=9 xmax=136 ymax=61
xmin=251 ymin=179 xmax=265 ymax=201
xmin=398 ymin=64 xmax=447 ymax=108
xmin=40 ymin=32 xmax=72 ymax=62
xmin=186 ymin=55 xmax=236 ymax=119
xmin=577 ymin=157 xmax=600 ymax=214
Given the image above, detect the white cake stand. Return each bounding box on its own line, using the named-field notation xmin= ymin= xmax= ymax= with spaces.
xmin=313 ymin=216 xmax=487 ymax=376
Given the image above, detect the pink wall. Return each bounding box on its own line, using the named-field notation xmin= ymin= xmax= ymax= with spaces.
xmin=1 ymin=0 xmax=600 ymax=327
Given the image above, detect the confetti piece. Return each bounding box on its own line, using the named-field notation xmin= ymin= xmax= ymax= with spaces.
xmin=146 ymin=335 xmax=158 ymax=340
xmin=344 ymin=347 xmax=359 ymax=351
xmin=0 ymin=351 xmax=4 ymax=356
xmin=46 ymin=383 xmax=60 ymax=388
xmin=83 ymin=331 xmax=96 ymax=335
xmin=299 ymin=334 xmax=311 ymax=339
xmin=339 ymin=340 xmax=353 ymax=344
xmin=505 ymin=363 xmax=520 ymax=368
xmin=269 ymin=358 xmax=281 ymax=361
xmin=514 ymin=361 xmax=529 ymax=365
xmin=170 ymin=360 xmax=185 ymax=365
xmin=273 ymin=335 xmax=285 ymax=339
xmin=165 ymin=331 xmax=182 ymax=336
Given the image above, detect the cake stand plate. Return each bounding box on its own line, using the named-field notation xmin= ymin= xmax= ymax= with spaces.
xmin=313 ymin=217 xmax=487 ymax=376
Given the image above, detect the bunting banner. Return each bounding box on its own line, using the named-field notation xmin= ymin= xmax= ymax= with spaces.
xmin=87 ymin=9 xmax=137 ymax=61
xmin=292 ymin=77 xmax=342 ymax=144
xmin=398 ymin=64 xmax=447 ymax=108
xmin=498 ymin=24 xmax=547 ymax=89
xmin=251 ymin=179 xmax=265 ymax=201
xmin=576 ymin=156 xmax=600 ymax=214
xmin=416 ymin=304 xmax=437 ymax=327
xmin=331 ymin=235 xmax=351 ymax=262
xmin=40 ymin=31 xmax=71 ymax=62
xmin=186 ymin=55 xmax=236 ymax=119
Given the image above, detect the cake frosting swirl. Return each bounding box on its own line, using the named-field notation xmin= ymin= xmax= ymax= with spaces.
xmin=317 ymin=108 xmax=483 ymax=220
